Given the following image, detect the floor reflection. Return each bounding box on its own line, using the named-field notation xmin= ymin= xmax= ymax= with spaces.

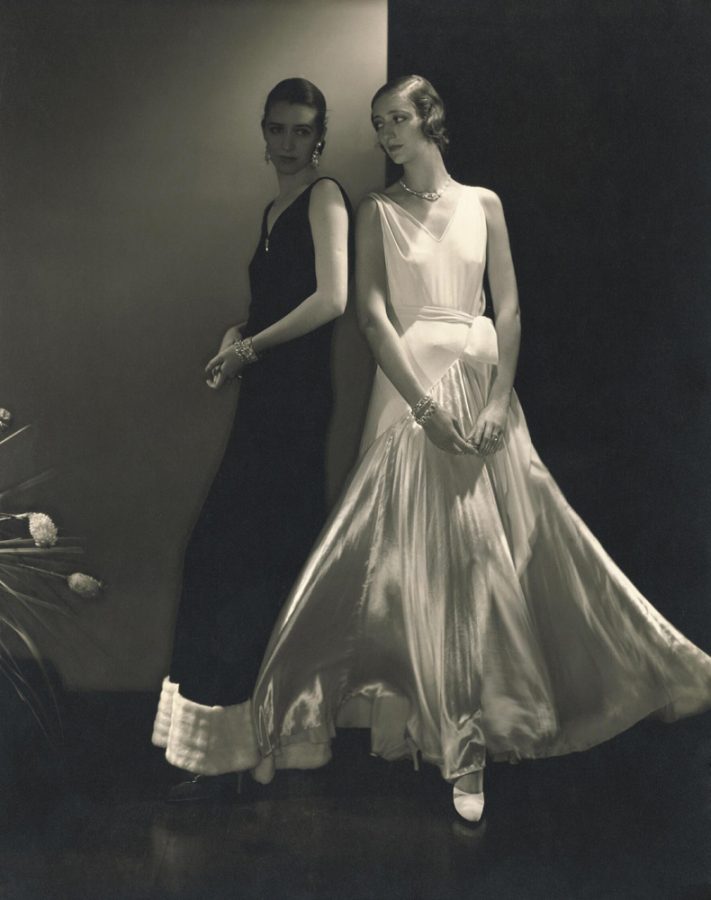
xmin=2 ymin=692 xmax=710 ymax=899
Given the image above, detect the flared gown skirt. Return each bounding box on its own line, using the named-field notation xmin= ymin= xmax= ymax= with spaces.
xmin=251 ymin=356 xmax=711 ymax=783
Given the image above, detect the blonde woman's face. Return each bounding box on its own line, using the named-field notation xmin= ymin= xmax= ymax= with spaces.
xmin=262 ymin=101 xmax=321 ymax=174
xmin=371 ymin=90 xmax=427 ymax=164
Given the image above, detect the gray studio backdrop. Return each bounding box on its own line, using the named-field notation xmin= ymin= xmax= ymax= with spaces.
xmin=0 ymin=0 xmax=387 ymax=689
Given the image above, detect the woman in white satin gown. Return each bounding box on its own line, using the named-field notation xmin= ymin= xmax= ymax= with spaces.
xmin=244 ymin=75 xmax=711 ymax=822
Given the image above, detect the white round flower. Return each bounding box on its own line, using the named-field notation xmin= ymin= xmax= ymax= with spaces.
xmin=25 ymin=512 xmax=58 ymax=547
xmin=67 ymin=573 xmax=103 ymax=599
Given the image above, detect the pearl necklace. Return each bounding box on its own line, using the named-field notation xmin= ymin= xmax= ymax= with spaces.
xmin=399 ymin=176 xmax=451 ymax=202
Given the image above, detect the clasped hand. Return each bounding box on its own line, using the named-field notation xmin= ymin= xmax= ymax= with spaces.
xmin=205 ymin=328 xmax=243 ymax=389
xmin=422 ymin=400 xmax=508 ymax=457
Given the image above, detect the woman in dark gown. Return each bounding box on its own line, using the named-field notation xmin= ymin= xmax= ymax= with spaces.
xmin=152 ymin=78 xmax=352 ymax=798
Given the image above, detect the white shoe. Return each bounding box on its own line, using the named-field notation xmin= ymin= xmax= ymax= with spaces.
xmin=452 ymin=785 xmax=485 ymax=823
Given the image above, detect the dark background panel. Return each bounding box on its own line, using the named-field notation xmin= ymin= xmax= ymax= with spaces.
xmin=389 ymin=0 xmax=711 ymax=639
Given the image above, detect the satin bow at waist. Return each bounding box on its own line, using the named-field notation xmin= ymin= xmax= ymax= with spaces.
xmin=395 ymin=305 xmax=499 ymax=368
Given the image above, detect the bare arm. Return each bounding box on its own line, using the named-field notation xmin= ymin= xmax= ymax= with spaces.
xmin=356 ymin=197 xmax=473 ymax=455
xmin=480 ymin=187 xmax=520 ymax=405
xmin=206 ymin=179 xmax=349 ymax=388
xmin=468 ymin=188 xmax=521 ymax=453
xmin=355 ymin=197 xmax=425 ymax=407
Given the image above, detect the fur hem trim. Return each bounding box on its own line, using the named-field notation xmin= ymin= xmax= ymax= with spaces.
xmin=152 ymin=677 xmax=260 ymax=775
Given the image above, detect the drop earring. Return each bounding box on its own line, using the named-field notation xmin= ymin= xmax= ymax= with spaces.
xmin=310 ymin=143 xmax=323 ymax=169
xmin=264 ymin=146 xmax=272 ymax=164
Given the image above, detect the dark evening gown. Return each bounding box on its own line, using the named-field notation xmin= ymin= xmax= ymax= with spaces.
xmin=152 ymin=177 xmax=353 ymax=774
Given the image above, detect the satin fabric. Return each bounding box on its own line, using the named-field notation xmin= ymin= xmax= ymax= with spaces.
xmin=250 ymin=187 xmax=711 ymax=784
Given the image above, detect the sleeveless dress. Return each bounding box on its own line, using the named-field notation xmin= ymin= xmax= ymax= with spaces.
xmin=248 ymin=186 xmax=711 ymax=785
xmin=152 ymin=178 xmax=353 ymax=775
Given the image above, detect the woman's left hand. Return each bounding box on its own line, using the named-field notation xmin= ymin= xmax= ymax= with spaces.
xmin=468 ymin=399 xmax=509 ymax=456
xmin=205 ymin=347 xmax=245 ymax=389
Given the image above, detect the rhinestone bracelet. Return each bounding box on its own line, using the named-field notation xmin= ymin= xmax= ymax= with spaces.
xmin=411 ymin=394 xmax=433 ymax=419
xmin=232 ymin=337 xmax=259 ymax=365
xmin=415 ymin=401 xmax=438 ymax=426
xmin=411 ymin=395 xmax=438 ymax=426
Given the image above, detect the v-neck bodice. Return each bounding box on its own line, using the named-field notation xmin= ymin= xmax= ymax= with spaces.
xmin=376 ymin=189 xmax=464 ymax=242
xmin=360 ymin=187 xmax=494 ymax=447
xmin=369 ymin=186 xmax=487 ymax=324
xmin=245 ymin=177 xmax=353 ymax=402
xmin=264 ymin=179 xmax=321 ymax=240
xmin=248 ymin=177 xmax=352 ymax=330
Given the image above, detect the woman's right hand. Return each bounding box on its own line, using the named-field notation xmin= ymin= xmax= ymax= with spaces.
xmin=205 ymin=325 xmax=244 ymax=389
xmin=219 ymin=325 xmax=242 ymax=353
xmin=421 ymin=406 xmax=478 ymax=455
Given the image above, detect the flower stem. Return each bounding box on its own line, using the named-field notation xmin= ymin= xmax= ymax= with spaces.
xmin=8 ymin=562 xmax=65 ymax=579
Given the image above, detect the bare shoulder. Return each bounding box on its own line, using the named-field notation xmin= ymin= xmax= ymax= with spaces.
xmin=468 ymin=186 xmax=508 ymax=233
xmin=355 ymin=195 xmax=384 ymax=254
xmin=309 ymin=178 xmax=347 ymax=214
xmin=356 ymin=193 xmax=381 ymax=225
xmin=469 ymin=185 xmax=503 ymax=211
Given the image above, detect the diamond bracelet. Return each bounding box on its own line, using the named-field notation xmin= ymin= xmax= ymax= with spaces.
xmin=232 ymin=337 xmax=259 ymax=365
xmin=411 ymin=394 xmax=437 ymax=426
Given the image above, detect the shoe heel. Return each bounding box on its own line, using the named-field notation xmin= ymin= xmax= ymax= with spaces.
xmin=407 ymin=738 xmax=421 ymax=772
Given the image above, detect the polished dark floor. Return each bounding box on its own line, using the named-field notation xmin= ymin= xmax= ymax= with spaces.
xmin=1 ymin=689 xmax=711 ymax=900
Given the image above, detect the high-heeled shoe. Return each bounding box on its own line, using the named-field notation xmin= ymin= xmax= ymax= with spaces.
xmin=452 ymin=785 xmax=485 ymax=824
xmin=165 ymin=772 xmax=243 ymax=803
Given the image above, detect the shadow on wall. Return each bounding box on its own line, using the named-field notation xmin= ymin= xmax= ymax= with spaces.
xmin=0 ymin=0 xmax=386 ymax=689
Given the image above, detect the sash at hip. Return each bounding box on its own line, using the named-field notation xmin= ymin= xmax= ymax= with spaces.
xmin=359 ymin=307 xmax=499 ymax=453
xmin=396 ymin=306 xmax=499 ymax=387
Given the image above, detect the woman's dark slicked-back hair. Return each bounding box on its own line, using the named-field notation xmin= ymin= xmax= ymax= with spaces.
xmin=371 ymin=75 xmax=449 ymax=152
xmin=262 ymin=77 xmax=328 ymax=146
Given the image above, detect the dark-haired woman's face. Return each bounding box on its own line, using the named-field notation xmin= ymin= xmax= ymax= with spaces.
xmin=371 ymin=90 xmax=427 ymax=164
xmin=263 ymin=102 xmax=321 ymax=175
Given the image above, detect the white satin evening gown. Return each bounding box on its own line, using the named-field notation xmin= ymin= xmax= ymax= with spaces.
xmin=244 ymin=187 xmax=711 ymax=784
